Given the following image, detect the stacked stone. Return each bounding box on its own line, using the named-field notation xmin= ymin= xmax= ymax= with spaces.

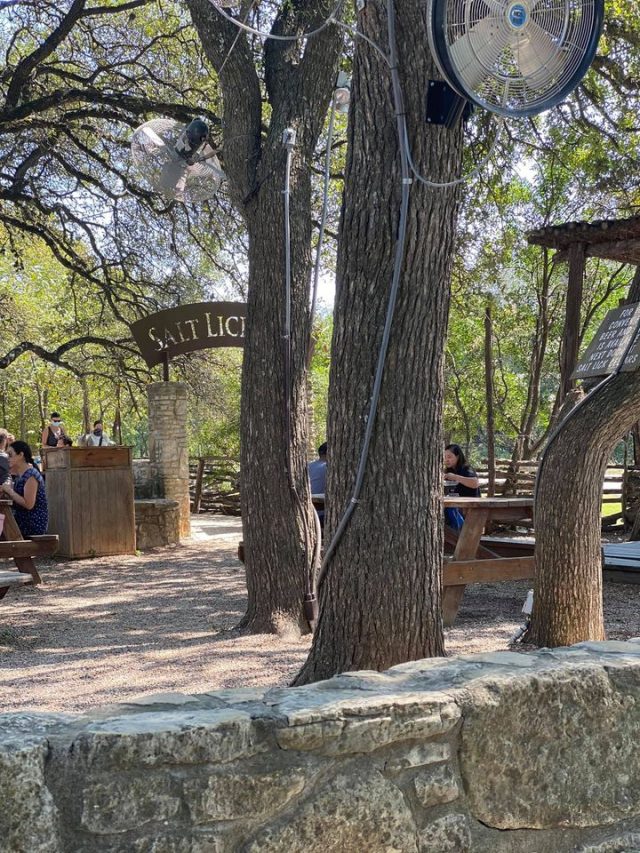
xmin=5 ymin=642 xmax=640 ymax=851
xmin=134 ymin=499 xmax=180 ymax=550
xmin=148 ymin=382 xmax=190 ymax=539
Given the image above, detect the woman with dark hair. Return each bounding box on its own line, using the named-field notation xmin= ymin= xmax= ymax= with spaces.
xmin=444 ymin=444 xmax=481 ymax=497
xmin=41 ymin=412 xmax=67 ymax=448
xmin=0 ymin=441 xmax=48 ymax=536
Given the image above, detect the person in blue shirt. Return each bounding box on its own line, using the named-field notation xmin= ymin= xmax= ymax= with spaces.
xmin=308 ymin=442 xmax=327 ymax=495
xmin=0 ymin=440 xmax=48 ymax=537
xmin=308 ymin=442 xmax=327 ymax=527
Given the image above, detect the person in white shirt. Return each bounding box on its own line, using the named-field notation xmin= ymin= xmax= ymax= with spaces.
xmin=81 ymin=420 xmax=115 ymax=447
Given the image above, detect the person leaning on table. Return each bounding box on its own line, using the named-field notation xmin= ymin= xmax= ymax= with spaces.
xmin=444 ymin=443 xmax=481 ymax=497
xmin=443 ymin=443 xmax=480 ymax=532
xmin=0 ymin=440 xmax=48 ymax=537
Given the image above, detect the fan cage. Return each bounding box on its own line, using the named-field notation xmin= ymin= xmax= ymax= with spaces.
xmin=429 ymin=0 xmax=604 ymax=117
xmin=130 ymin=119 xmax=224 ymax=203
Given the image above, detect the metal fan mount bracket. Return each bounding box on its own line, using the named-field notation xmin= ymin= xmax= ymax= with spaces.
xmin=427 ymin=0 xmax=604 ymax=117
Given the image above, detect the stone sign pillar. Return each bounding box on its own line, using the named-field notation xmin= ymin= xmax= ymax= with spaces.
xmin=147 ymin=382 xmax=190 ymax=538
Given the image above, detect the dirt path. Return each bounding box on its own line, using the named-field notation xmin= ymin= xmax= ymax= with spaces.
xmin=1 ymin=516 xmax=639 ymax=714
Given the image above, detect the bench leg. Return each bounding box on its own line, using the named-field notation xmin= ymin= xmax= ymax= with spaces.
xmin=442 ymin=508 xmax=489 ymax=627
xmin=14 ymin=557 xmax=41 ymax=585
xmin=442 ymin=586 xmax=466 ymax=627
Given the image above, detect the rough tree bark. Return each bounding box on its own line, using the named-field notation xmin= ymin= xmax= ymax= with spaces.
xmin=484 ymin=300 xmax=495 ymax=496
xmin=187 ymin=0 xmax=343 ymax=633
xmin=530 ymin=272 xmax=640 ymax=646
xmin=295 ymin=0 xmax=465 ymax=683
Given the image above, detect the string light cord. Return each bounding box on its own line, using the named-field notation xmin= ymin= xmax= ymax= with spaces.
xmin=208 ymin=0 xmax=344 ymax=42
xmin=318 ymin=0 xmax=412 ymax=583
xmin=332 ymin=18 xmax=391 ymax=67
xmin=217 ymin=1 xmax=256 ymax=77
xmin=402 ymin=115 xmax=504 ymax=189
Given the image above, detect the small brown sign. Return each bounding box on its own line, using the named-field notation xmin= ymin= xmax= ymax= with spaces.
xmin=572 ymin=302 xmax=640 ymax=380
xmin=131 ymin=302 xmax=246 ymax=368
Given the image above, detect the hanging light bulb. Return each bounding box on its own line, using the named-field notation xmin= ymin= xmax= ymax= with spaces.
xmin=334 ymin=71 xmax=351 ymax=114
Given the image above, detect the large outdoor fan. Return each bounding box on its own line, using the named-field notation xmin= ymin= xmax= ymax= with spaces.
xmin=427 ymin=0 xmax=604 ymax=117
xmin=130 ymin=118 xmax=226 ymax=203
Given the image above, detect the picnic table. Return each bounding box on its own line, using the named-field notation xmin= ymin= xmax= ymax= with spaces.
xmin=442 ymin=496 xmax=534 ymax=626
xmin=0 ymin=498 xmax=58 ymax=600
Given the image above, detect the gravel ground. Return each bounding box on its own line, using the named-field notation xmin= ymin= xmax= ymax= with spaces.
xmin=1 ymin=516 xmax=639 ymax=714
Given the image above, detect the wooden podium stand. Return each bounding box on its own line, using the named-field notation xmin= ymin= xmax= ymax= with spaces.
xmin=43 ymin=446 xmax=135 ymax=558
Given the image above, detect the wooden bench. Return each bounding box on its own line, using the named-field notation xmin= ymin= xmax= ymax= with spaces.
xmin=442 ymin=497 xmax=535 ymax=626
xmin=0 ymin=500 xmax=58 ymax=600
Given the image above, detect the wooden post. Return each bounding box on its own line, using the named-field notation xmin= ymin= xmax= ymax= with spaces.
xmin=193 ymin=457 xmax=206 ymax=513
xmin=162 ymin=351 xmax=170 ymax=382
xmin=560 ymin=242 xmax=586 ymax=397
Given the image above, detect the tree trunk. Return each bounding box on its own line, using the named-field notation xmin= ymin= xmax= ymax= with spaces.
xmin=530 ymin=370 xmax=640 ymax=646
xmin=484 ymin=301 xmax=495 ymax=496
xmin=531 ymin=264 xmax=640 ymax=646
xmin=186 ymin=0 xmax=344 ymax=634
xmin=295 ymin=0 xmax=464 ymax=683
xmin=238 ymin=168 xmax=317 ymax=633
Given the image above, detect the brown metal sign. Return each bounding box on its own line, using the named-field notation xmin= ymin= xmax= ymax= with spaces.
xmin=572 ymin=302 xmax=640 ymax=380
xmin=131 ymin=302 xmax=246 ymax=368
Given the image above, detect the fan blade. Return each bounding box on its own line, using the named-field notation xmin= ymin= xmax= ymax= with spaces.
xmin=172 ymin=171 xmax=188 ymax=202
xmin=138 ymin=125 xmax=166 ymax=149
xmin=158 ymin=158 xmax=188 ymax=198
xmin=510 ymin=19 xmax=564 ymax=87
xmin=449 ymin=16 xmax=510 ymax=90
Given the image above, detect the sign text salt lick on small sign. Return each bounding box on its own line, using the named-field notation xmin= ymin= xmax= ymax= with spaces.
xmin=131 ymin=302 xmax=247 ymax=368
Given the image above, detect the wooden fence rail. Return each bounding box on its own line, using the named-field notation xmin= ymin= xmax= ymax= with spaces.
xmin=477 ymin=460 xmax=631 ymax=529
xmin=188 ymin=455 xmax=632 ymax=528
xmin=189 ymin=457 xmax=240 ymax=515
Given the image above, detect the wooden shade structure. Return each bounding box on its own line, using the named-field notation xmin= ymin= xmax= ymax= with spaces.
xmin=527 ymin=215 xmax=640 ymax=395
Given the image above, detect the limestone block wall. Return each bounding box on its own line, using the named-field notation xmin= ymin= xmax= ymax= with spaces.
xmin=6 ymin=642 xmax=640 ymax=853
xmin=132 ymin=459 xmax=155 ymax=499
xmin=134 ymin=499 xmax=180 ymax=550
xmin=147 ymin=382 xmax=190 ymax=539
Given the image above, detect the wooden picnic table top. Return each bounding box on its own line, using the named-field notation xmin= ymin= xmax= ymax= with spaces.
xmin=442 ymin=496 xmax=533 ymax=510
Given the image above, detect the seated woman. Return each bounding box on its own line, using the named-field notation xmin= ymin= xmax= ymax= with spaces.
xmin=444 ymin=444 xmax=481 ymax=496
xmin=0 ymin=441 xmax=48 ymax=537
xmin=444 ymin=443 xmax=480 ymax=531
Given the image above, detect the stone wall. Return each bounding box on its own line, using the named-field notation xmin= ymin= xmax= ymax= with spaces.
xmin=147 ymin=382 xmax=190 ymax=539
xmin=135 ymin=499 xmax=180 ymax=550
xmin=5 ymin=642 xmax=640 ymax=853
xmin=132 ymin=459 xmax=155 ymax=500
